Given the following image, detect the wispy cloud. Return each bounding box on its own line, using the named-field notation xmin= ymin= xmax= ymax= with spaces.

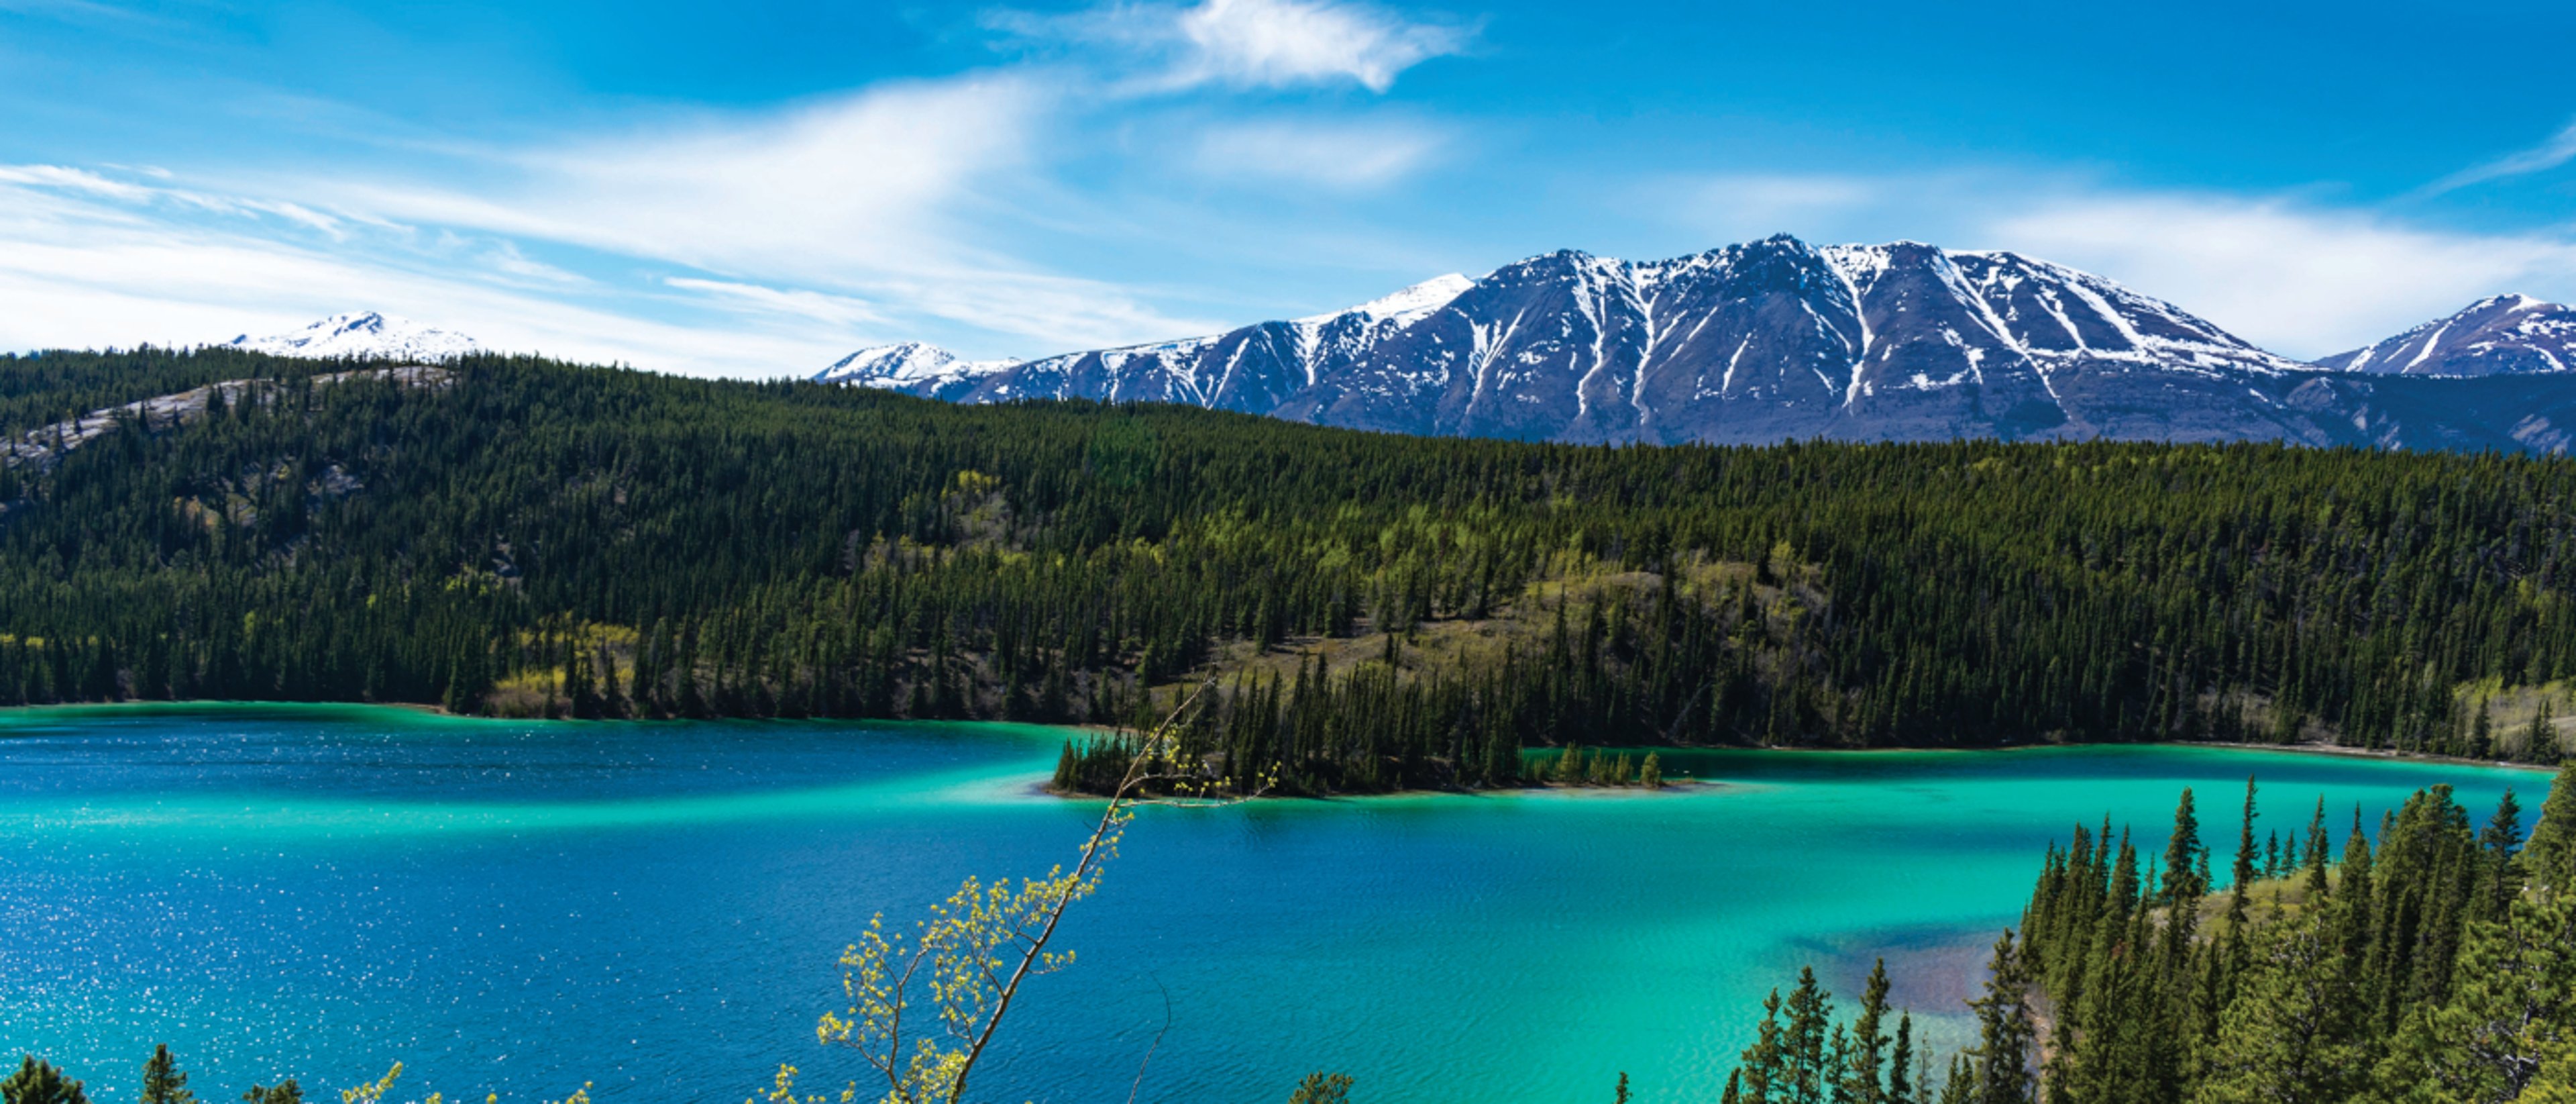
xmin=0 ymin=66 xmax=1234 ymax=371
xmin=0 ymin=173 xmax=855 ymax=372
xmin=2422 ymin=117 xmax=2576 ymax=196
xmin=1990 ymin=193 xmax=2576 ymax=358
xmin=0 ymin=0 xmax=1472 ymax=375
xmin=337 ymin=77 xmax=1040 ymax=286
xmin=0 ymin=163 xmax=352 ymax=236
xmin=663 ymin=278 xmax=889 ymax=330
xmin=991 ymin=0 xmax=1472 ymax=93
xmin=1191 ymin=115 xmax=1450 ymax=189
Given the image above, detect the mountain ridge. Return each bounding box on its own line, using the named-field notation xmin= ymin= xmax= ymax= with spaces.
xmin=2316 ymin=293 xmax=2576 ymax=377
xmin=225 ymin=311 xmax=480 ymax=362
xmin=821 ymin=235 xmax=2573 ymax=452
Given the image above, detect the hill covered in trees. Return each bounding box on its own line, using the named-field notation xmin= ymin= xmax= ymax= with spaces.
xmin=3 ymin=348 xmax=2576 ymax=792
xmin=1721 ymin=772 xmax=2576 ymax=1104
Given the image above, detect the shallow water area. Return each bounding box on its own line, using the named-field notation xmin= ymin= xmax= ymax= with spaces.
xmin=0 ymin=705 xmax=2542 ymax=1103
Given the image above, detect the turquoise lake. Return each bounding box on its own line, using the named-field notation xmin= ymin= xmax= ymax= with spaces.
xmin=0 ymin=705 xmax=2544 ymax=1103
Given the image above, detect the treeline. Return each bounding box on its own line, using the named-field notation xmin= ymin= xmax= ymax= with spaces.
xmin=2 ymin=1044 xmax=304 ymax=1104
xmin=5 ymin=348 xmax=2576 ymax=790
xmin=1719 ymin=768 xmax=2576 ymax=1103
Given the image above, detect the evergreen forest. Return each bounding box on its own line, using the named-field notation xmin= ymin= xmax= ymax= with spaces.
xmin=5 ymin=348 xmax=2576 ymax=793
xmin=1719 ymin=766 xmax=2576 ymax=1104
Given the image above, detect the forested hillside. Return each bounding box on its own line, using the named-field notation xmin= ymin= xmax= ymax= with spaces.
xmin=1721 ymin=773 xmax=2576 ymax=1104
xmin=4 ymin=348 xmax=2576 ymax=791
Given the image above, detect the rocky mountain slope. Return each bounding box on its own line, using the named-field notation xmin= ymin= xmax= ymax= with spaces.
xmin=225 ymin=311 xmax=479 ymax=362
xmin=822 ymin=236 xmax=2576 ymax=452
xmin=2316 ymin=294 xmax=2576 ymax=377
xmin=814 ymin=341 xmax=1017 ymax=399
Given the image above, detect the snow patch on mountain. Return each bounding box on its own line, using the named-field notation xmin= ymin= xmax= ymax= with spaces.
xmin=226 ymin=312 xmax=479 ymax=362
xmin=2317 ymin=295 xmax=2576 ymax=377
xmin=817 ymin=236 xmax=2576 ymax=449
xmin=815 ymin=342 xmax=1017 ymax=392
xmin=1296 ymin=274 xmax=1472 ymax=325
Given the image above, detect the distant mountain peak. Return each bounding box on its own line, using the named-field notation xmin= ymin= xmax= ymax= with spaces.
xmin=226 ymin=311 xmax=478 ymax=362
xmin=1297 ymin=273 xmax=1472 ymax=325
xmin=814 ymin=342 xmax=1017 ymax=398
xmin=847 ymin=236 xmax=2320 ymax=446
xmin=2317 ymin=295 xmax=2576 ymax=377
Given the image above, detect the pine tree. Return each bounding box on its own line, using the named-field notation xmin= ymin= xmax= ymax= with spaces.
xmin=1737 ymin=989 xmax=1788 ymax=1104
xmin=2526 ymin=762 xmax=2576 ymax=893
xmin=2192 ymin=909 xmax=2363 ymax=1104
xmin=1 ymin=1057 xmax=86 ymax=1104
xmin=2229 ymin=776 xmax=2259 ymax=934
xmin=1965 ymin=930 xmax=2037 ymax=1104
xmin=2375 ymin=891 xmax=2576 ymax=1103
xmin=1842 ymin=959 xmax=1894 ymax=1104
xmin=2164 ymin=788 xmax=2205 ymax=905
xmin=2304 ymin=797 xmax=2333 ymax=900
xmin=2481 ymin=789 xmax=2528 ymax=915
xmin=1285 ymin=1072 xmax=1352 ymax=1104
xmin=1783 ymin=967 xmax=1833 ymax=1104
xmin=139 ymin=1046 xmax=193 ymax=1104
xmin=1887 ymin=1013 xmax=1915 ymax=1104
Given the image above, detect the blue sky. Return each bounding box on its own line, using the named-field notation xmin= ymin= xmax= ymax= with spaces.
xmin=4 ymin=0 xmax=2573 ymax=374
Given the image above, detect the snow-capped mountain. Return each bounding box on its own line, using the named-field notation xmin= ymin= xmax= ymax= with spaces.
xmin=2315 ymin=295 xmax=2576 ymax=376
xmin=816 ymin=342 xmax=1017 ymax=401
xmin=816 ymin=238 xmax=2576 ymax=452
xmin=225 ymin=312 xmax=480 ymax=362
xmin=836 ymin=237 xmax=2322 ymax=445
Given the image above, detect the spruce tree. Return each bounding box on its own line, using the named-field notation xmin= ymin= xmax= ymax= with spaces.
xmin=2526 ymin=762 xmax=2576 ymax=893
xmin=2374 ymin=891 xmax=2576 ymax=1103
xmin=2303 ymin=797 xmax=2332 ymax=900
xmin=1887 ymin=1013 xmax=1915 ymax=1104
xmin=1 ymin=1058 xmax=86 ymax=1104
xmin=139 ymin=1046 xmax=193 ymax=1104
xmin=1783 ymin=967 xmax=1833 ymax=1104
xmin=1285 ymin=1073 xmax=1352 ymax=1104
xmin=1842 ymin=959 xmax=1893 ymax=1104
xmin=2192 ymin=910 xmax=2363 ymax=1104
xmin=1966 ymin=931 xmax=2036 ymax=1104
xmin=2229 ymin=776 xmax=2259 ymax=933
xmin=2481 ymin=789 xmax=2527 ymax=915
xmin=1737 ymin=989 xmax=1788 ymax=1104
xmin=2163 ymin=788 xmax=2204 ymax=905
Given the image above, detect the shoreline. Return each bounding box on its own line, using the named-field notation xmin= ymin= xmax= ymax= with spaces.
xmin=1028 ymin=776 xmax=1729 ymax=803
xmin=2 ymin=699 xmax=2553 ymax=784
xmin=2161 ymin=736 xmax=2555 ymax=774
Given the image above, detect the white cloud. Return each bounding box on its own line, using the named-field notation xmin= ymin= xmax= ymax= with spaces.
xmin=338 ymin=78 xmax=1034 ymax=285
xmin=1173 ymin=0 xmax=1466 ymax=91
xmin=0 ymin=174 xmax=863 ymax=375
xmin=1990 ymin=194 xmax=2576 ymax=358
xmin=305 ymin=75 xmax=1222 ymax=350
xmin=2423 ymin=117 xmax=2576 ymax=196
xmin=0 ymin=0 xmax=1471 ymax=376
xmin=664 ymin=278 xmax=889 ymax=330
xmin=0 ymin=67 xmax=1238 ymax=372
xmin=994 ymin=0 xmax=1468 ymax=93
xmin=1191 ymin=116 xmax=1448 ymax=189
xmin=1670 ymin=170 xmax=2576 ymax=358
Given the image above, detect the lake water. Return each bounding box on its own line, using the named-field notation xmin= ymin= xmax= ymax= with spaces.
xmin=0 ymin=705 xmax=2542 ymax=1103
